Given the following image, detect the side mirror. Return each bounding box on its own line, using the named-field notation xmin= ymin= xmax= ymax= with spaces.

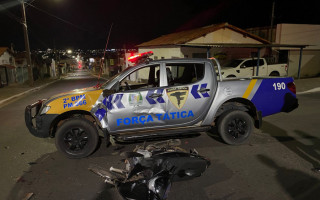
xmin=240 ymin=65 xmax=246 ymax=69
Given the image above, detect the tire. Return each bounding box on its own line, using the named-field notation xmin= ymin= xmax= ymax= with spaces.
xmin=55 ymin=118 xmax=99 ymax=158
xmin=269 ymin=71 xmax=279 ymax=76
xmin=217 ymin=110 xmax=253 ymax=145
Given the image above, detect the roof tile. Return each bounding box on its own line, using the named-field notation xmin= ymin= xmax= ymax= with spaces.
xmin=137 ymin=23 xmax=270 ymax=47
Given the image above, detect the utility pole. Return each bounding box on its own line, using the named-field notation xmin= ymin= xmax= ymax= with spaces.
xmin=21 ymin=0 xmax=34 ymax=86
xmin=269 ymin=0 xmax=275 ymax=42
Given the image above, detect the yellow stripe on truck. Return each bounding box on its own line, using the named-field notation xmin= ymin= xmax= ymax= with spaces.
xmin=242 ymin=79 xmax=257 ymax=99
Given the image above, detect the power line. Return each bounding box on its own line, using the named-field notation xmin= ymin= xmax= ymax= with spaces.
xmin=25 ymin=2 xmax=90 ymax=33
xmin=0 ymin=3 xmax=21 ymax=24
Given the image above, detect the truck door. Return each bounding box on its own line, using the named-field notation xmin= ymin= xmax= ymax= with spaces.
xmin=256 ymin=59 xmax=267 ymax=76
xmin=240 ymin=59 xmax=266 ymax=77
xmin=161 ymin=62 xmax=216 ymax=127
xmin=239 ymin=60 xmax=255 ymax=77
xmin=106 ymin=64 xmax=168 ymax=133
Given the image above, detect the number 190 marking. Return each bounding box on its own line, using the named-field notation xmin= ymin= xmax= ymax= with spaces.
xmin=273 ymin=82 xmax=286 ymax=90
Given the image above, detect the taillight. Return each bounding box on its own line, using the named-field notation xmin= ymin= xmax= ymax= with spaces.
xmin=287 ymin=82 xmax=296 ymax=94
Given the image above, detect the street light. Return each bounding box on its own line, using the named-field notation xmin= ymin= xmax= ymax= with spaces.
xmin=20 ymin=0 xmax=34 ymax=86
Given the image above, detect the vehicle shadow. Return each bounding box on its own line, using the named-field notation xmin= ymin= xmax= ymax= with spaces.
xmin=261 ymin=121 xmax=320 ymax=169
xmin=257 ymin=154 xmax=320 ymax=199
xmin=206 ymin=126 xmax=225 ymax=144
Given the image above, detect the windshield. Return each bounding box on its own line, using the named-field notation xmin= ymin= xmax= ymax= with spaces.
xmin=223 ymin=59 xmax=243 ymax=68
xmin=99 ymin=66 xmax=134 ymax=88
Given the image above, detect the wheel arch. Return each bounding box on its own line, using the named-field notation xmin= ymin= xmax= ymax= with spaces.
xmin=49 ymin=110 xmax=102 ymax=137
xmin=269 ymin=71 xmax=280 ymax=76
xmin=214 ymin=98 xmax=261 ymax=129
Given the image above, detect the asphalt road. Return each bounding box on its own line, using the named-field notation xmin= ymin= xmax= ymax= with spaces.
xmin=1 ymin=71 xmax=320 ymax=200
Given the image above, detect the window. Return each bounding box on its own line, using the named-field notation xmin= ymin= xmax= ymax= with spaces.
xmin=241 ymin=59 xmax=264 ymax=68
xmin=165 ymin=63 xmax=204 ymax=86
xmin=119 ymin=65 xmax=160 ymax=91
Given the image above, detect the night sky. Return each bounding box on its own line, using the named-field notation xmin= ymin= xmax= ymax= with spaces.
xmin=1 ymin=0 xmax=320 ymax=51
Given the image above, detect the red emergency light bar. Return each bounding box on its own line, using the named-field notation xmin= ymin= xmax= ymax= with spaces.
xmin=128 ymin=51 xmax=153 ymax=63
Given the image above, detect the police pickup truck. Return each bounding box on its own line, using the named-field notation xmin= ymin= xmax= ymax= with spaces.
xmin=25 ymin=52 xmax=298 ymax=158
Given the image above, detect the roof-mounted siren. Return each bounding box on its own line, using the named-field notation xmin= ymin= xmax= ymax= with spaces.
xmin=128 ymin=51 xmax=153 ymax=65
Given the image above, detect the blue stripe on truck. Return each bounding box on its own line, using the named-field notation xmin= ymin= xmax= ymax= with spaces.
xmin=251 ymin=78 xmax=296 ymax=117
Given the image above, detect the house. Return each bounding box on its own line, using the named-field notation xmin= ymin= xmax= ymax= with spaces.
xmin=137 ymin=23 xmax=270 ymax=64
xmin=0 ymin=47 xmax=16 ymax=87
xmin=15 ymin=52 xmax=28 ymax=83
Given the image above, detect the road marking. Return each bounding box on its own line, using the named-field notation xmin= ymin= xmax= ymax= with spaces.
xmin=297 ymin=87 xmax=320 ymax=94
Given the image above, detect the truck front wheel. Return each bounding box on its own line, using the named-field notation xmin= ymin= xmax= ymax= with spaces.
xmin=55 ymin=118 xmax=99 ymax=158
xmin=217 ymin=110 xmax=253 ymax=145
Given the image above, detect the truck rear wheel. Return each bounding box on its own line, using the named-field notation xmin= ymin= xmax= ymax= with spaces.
xmin=55 ymin=118 xmax=99 ymax=158
xmin=217 ymin=110 xmax=253 ymax=145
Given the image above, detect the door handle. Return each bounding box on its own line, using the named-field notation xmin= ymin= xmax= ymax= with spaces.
xmin=149 ymin=93 xmax=162 ymax=98
xmin=198 ymin=88 xmax=210 ymax=93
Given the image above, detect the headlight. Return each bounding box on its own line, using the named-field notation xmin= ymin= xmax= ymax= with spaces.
xmin=40 ymin=105 xmax=51 ymax=115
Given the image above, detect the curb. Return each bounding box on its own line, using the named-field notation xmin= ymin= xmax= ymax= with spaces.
xmin=297 ymin=87 xmax=320 ymax=95
xmin=0 ymin=80 xmax=58 ymax=106
xmin=91 ymin=74 xmax=109 ymax=81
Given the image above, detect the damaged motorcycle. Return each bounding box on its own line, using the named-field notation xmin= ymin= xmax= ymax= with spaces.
xmin=89 ymin=139 xmax=210 ymax=200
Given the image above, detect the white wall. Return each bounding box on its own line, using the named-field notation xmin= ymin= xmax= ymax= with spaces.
xmin=139 ymin=46 xmax=183 ymax=59
xmin=0 ymin=51 xmax=13 ymax=65
xmin=288 ymin=50 xmax=320 ymax=77
xmin=276 ymin=24 xmax=320 ymax=49
xmin=188 ymin=28 xmax=263 ymax=44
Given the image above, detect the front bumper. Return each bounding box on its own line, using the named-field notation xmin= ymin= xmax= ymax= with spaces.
xmin=25 ymin=100 xmax=58 ymax=138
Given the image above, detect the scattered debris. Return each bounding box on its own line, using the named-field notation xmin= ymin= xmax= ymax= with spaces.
xmin=39 ymin=155 xmax=50 ymax=163
xmin=89 ymin=139 xmax=210 ymax=200
xmin=20 ymin=152 xmax=25 ymax=155
xmin=22 ymin=193 xmax=34 ymax=200
xmin=312 ymin=167 xmax=320 ymax=173
xmin=4 ymin=146 xmax=9 ymax=149
xmin=113 ymin=145 xmax=124 ymax=151
xmin=28 ymin=162 xmax=37 ymax=165
xmin=15 ymin=176 xmax=26 ymax=183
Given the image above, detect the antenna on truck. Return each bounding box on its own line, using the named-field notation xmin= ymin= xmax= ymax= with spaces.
xmin=97 ymin=23 xmax=113 ymax=87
